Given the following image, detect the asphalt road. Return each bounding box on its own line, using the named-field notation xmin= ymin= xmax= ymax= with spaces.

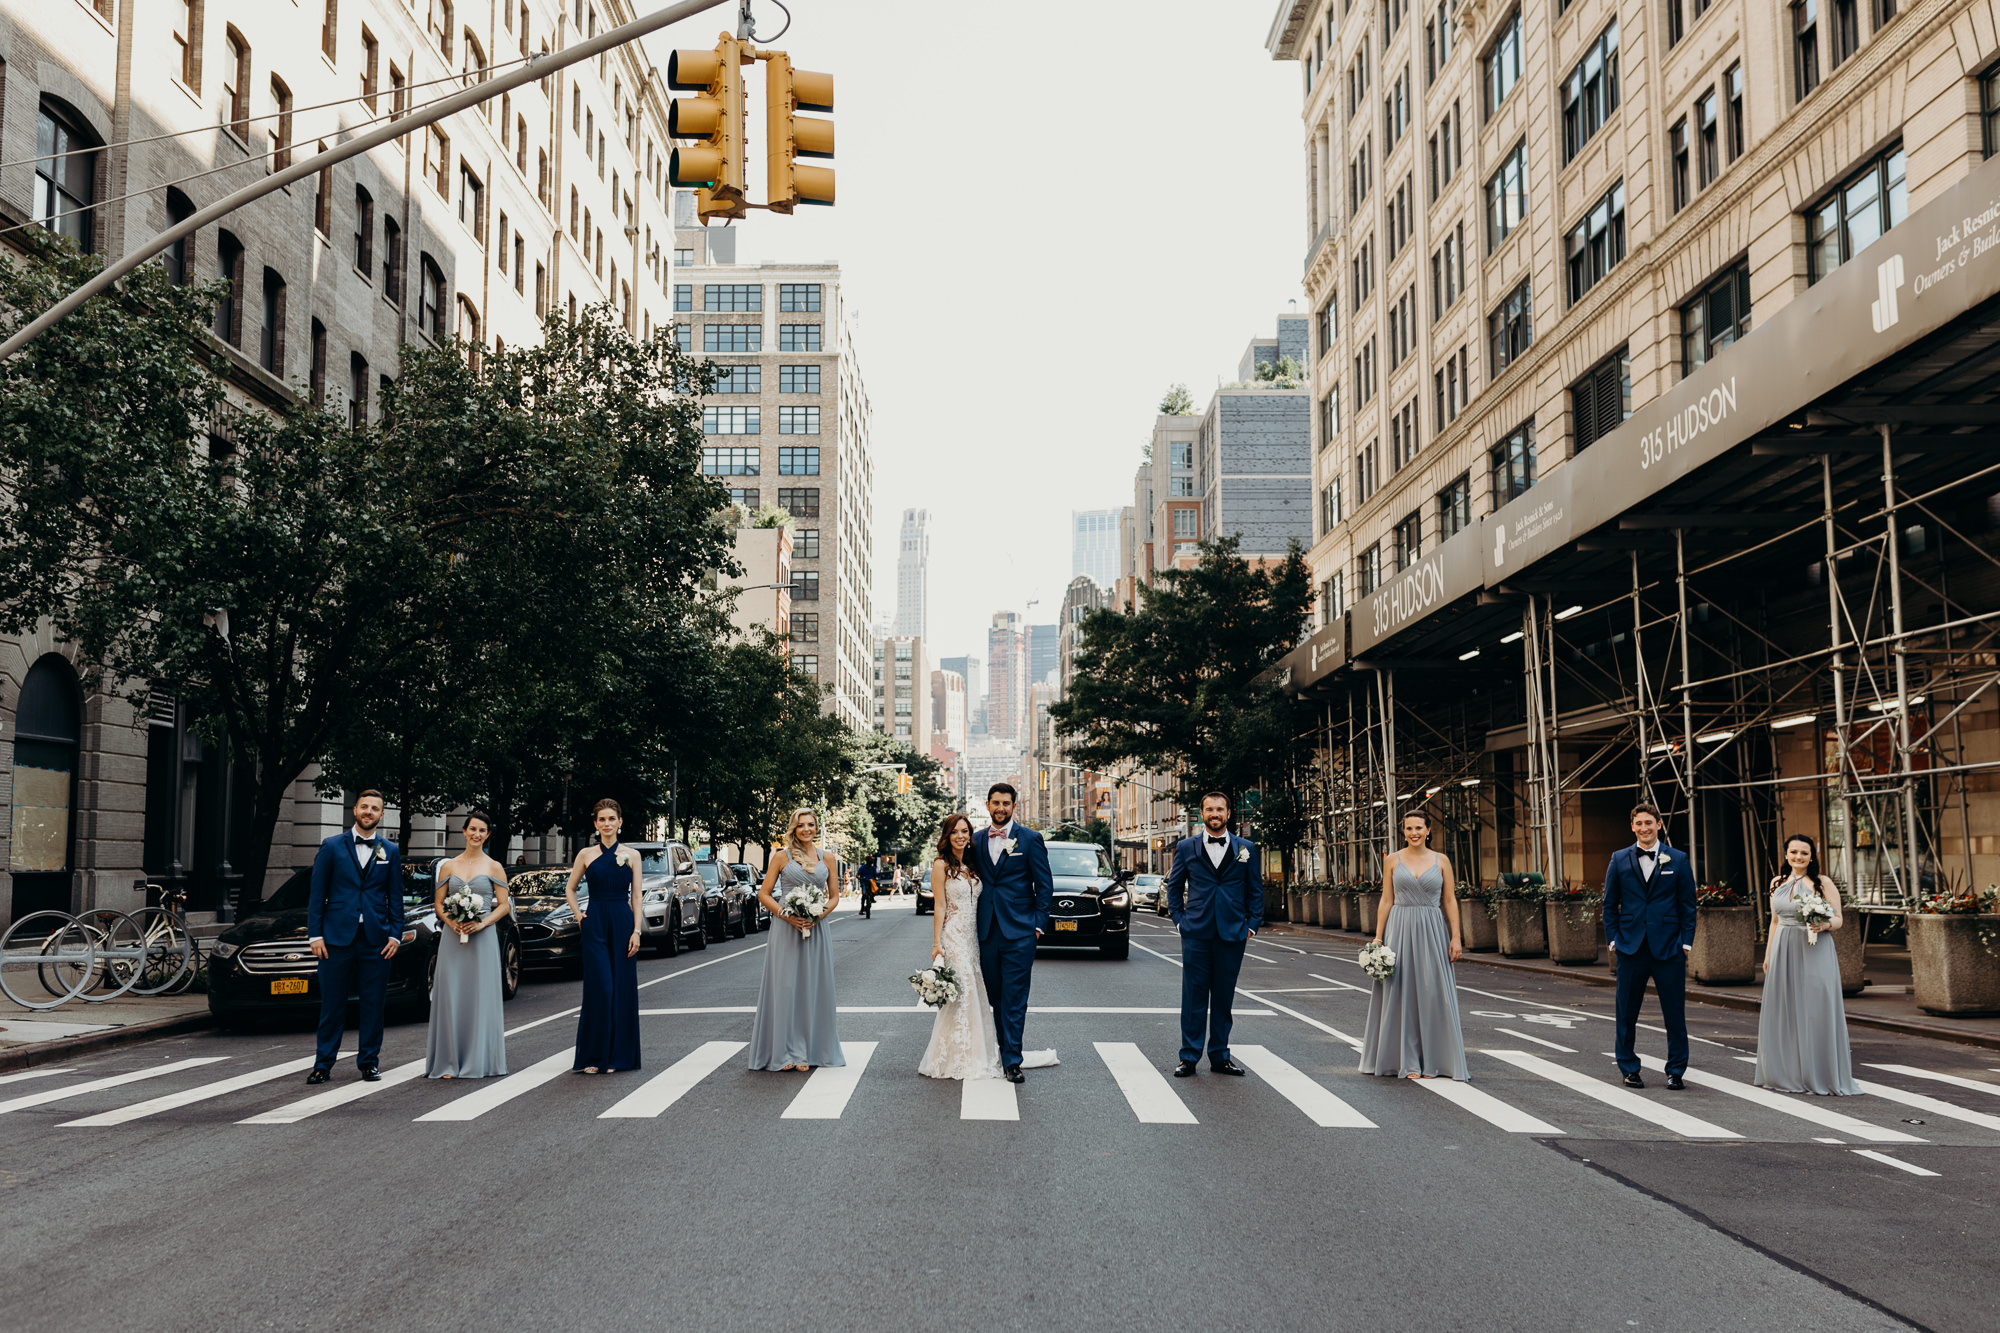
xmin=3 ymin=900 xmax=1993 ymax=1332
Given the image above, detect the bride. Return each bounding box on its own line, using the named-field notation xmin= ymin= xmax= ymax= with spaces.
xmin=918 ymin=813 xmax=1003 ymax=1081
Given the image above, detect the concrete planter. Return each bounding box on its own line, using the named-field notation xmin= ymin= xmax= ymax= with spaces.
xmin=1909 ymin=914 xmax=2000 ymax=1016
xmin=1335 ymin=893 xmax=1355 ymax=931
xmin=1830 ymin=913 xmax=1866 ymax=996
xmin=1495 ymin=899 xmax=1547 ymax=957
xmin=1304 ymin=891 xmax=1325 ymax=927
xmin=1458 ymin=896 xmax=1498 ymax=951
xmin=1287 ymin=890 xmax=1306 ymax=925
xmin=1545 ymin=899 xmax=1603 ymax=965
xmin=1359 ymin=891 xmax=1382 ymax=935
xmin=1691 ymin=906 xmax=1758 ymax=984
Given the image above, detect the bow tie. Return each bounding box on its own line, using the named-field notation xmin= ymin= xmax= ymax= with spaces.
xmin=1207 ymin=836 xmax=1228 ymax=845
xmin=988 ymin=828 xmax=1005 ymax=838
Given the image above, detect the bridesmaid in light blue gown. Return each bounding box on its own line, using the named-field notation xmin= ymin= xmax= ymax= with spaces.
xmin=748 ymin=808 xmax=845 ymax=1072
xmin=1359 ymin=810 xmax=1470 ymax=1080
xmin=427 ymin=811 xmax=511 ymax=1078
xmin=1755 ymin=834 xmax=1858 ymax=1095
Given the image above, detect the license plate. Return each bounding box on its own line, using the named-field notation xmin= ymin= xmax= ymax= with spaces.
xmin=271 ymin=978 xmax=309 ymax=995
xmin=1053 ymin=920 xmax=1077 ymax=932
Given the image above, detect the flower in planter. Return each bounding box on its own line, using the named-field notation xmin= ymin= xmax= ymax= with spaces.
xmin=1913 ymin=884 xmax=1999 ymax=915
xmin=1695 ymin=882 xmax=1746 ymax=908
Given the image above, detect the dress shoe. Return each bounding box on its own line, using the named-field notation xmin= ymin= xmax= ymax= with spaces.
xmin=305 ymin=1066 xmax=331 ymax=1086
xmin=1002 ymin=1065 xmax=1024 ymax=1084
xmin=1171 ymin=1060 xmax=1198 ymax=1078
xmin=358 ymin=1064 xmax=382 ymax=1082
xmin=1665 ymin=1074 xmax=1686 ymax=1090
xmin=1210 ymin=1057 xmax=1247 ymax=1076
xmin=1622 ymin=1071 xmax=1645 ymax=1089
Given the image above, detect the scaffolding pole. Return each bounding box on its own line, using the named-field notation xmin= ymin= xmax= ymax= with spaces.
xmin=1881 ymin=423 xmax=1922 ymax=898
xmin=1676 ymin=528 xmax=1700 ymax=876
xmin=1823 ymin=453 xmax=1856 ymax=892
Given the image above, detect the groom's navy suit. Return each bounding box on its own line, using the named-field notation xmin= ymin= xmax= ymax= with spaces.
xmin=1167 ymin=831 xmax=1263 ymax=1065
xmin=974 ymin=822 xmax=1052 ymax=1068
xmin=1602 ymin=840 xmax=1696 ymax=1079
xmin=306 ymin=830 xmax=405 ymax=1069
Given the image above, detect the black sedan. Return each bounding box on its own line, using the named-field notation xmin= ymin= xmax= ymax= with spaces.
xmin=694 ymin=859 xmax=754 ymax=940
xmin=730 ymin=864 xmax=771 ymax=930
xmin=1038 ymin=842 xmax=1132 ymax=959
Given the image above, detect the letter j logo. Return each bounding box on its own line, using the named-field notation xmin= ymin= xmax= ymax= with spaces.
xmin=1872 ymin=254 xmax=1905 ymax=333
xmin=1493 ymin=523 xmax=1508 ymax=569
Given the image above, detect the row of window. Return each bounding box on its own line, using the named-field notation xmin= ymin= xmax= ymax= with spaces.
xmin=706 ymin=364 xmax=823 ymax=395
xmin=689 ymin=325 xmax=825 ymax=353
xmin=700 ymin=445 xmax=822 ymax=473
xmin=671 ymin=283 xmax=822 ymax=312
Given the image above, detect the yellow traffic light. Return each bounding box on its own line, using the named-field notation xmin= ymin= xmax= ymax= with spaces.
xmin=896 ymin=772 xmax=913 ymax=794
xmin=764 ymin=51 xmax=834 ymax=212
xmin=668 ymin=36 xmax=747 ymax=222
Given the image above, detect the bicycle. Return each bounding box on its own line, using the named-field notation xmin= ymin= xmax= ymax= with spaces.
xmin=125 ymin=881 xmax=204 ymax=996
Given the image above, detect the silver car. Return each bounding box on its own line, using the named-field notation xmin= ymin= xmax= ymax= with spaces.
xmin=1128 ymin=873 xmax=1164 ymax=912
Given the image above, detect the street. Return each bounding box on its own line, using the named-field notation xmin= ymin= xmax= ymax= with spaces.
xmin=1 ymin=902 xmax=1991 ymax=1331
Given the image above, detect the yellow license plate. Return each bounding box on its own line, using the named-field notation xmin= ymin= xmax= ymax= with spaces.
xmin=271 ymin=978 xmax=309 ymax=995
xmin=1053 ymin=920 xmax=1077 ymax=931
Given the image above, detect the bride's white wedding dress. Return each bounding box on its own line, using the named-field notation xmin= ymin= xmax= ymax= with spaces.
xmin=918 ymin=871 xmax=1003 ymax=1081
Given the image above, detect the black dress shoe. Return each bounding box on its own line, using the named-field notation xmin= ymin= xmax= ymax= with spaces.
xmin=1665 ymin=1074 xmax=1686 ymax=1090
xmin=305 ymin=1067 xmax=331 ymax=1086
xmin=1003 ymin=1065 xmax=1024 ymax=1084
xmin=1622 ymin=1071 xmax=1645 ymax=1089
xmin=1210 ymin=1058 xmax=1247 ymax=1076
xmin=1171 ymin=1060 xmax=1198 ymax=1078
xmin=358 ymin=1064 xmax=382 ymax=1082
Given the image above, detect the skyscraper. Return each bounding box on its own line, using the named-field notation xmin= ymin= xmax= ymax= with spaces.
xmin=895 ymin=508 xmax=928 ymax=642
xmin=1071 ymin=508 xmax=1121 ymax=589
xmin=1026 ymin=623 xmax=1060 ymax=693
xmin=941 ymin=655 xmax=984 ymax=734
xmin=986 ymin=612 xmax=1026 ymax=743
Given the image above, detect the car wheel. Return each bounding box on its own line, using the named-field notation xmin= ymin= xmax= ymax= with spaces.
xmin=730 ymin=906 xmax=747 ymax=939
xmin=688 ymin=909 xmax=708 ymax=951
xmin=659 ymin=910 xmax=682 ymax=957
xmin=1100 ymin=938 xmax=1130 ymax=960
xmin=500 ymin=935 xmax=522 ymax=1000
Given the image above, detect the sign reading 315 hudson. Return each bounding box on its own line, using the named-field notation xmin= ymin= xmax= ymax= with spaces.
xmin=1351 ymin=523 xmax=1486 ymax=657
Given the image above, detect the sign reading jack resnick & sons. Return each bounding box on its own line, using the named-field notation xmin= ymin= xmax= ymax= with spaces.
xmin=1350 ymin=521 xmax=1487 ymax=657
xmin=1481 ymin=147 xmax=2000 ymax=590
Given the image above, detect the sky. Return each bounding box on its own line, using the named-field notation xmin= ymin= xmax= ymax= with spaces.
xmin=666 ymin=0 xmax=1306 ymax=667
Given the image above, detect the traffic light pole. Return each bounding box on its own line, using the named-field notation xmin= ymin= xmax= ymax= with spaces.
xmin=0 ymin=0 xmax=734 ymax=365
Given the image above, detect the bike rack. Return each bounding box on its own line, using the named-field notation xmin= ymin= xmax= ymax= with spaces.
xmin=0 ymin=911 xmax=97 ymax=1012
xmin=0 ymin=902 xmax=198 ymax=1012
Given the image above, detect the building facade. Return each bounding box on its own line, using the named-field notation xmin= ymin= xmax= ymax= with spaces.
xmin=871 ymin=634 xmax=923 ymax=744
xmin=1026 ymin=622 xmax=1060 ymax=693
xmin=895 ymin=507 xmax=928 ymax=644
xmin=985 ymin=612 xmax=1026 ymax=743
xmin=1071 ymin=507 xmax=1121 ymax=588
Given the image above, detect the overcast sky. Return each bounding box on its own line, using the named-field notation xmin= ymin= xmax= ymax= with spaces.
xmin=677 ymin=0 xmax=1305 ymax=668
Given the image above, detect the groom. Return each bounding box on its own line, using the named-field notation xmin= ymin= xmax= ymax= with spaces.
xmin=1603 ymin=801 xmax=1696 ymax=1090
xmin=305 ymin=790 xmax=406 ymax=1084
xmin=1165 ymin=792 xmax=1261 ymax=1078
xmin=975 ymin=782 xmax=1052 ymax=1084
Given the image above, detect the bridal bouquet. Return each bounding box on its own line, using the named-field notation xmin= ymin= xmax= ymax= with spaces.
xmin=781 ymin=883 xmax=831 ymax=938
xmin=441 ymin=888 xmax=483 ymax=945
xmin=1793 ymin=888 xmax=1834 ymax=945
xmin=909 ymin=962 xmax=962 ymax=1008
xmin=1357 ymin=941 xmax=1397 ymax=982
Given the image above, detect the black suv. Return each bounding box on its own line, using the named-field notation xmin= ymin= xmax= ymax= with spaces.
xmin=1039 ymin=841 xmax=1133 ymax=959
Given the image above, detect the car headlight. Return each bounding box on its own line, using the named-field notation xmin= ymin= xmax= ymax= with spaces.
xmin=211 ymin=940 xmax=238 ymax=959
xmin=401 ymin=930 xmax=417 ymax=943
xmin=1101 ymin=892 xmax=1130 ymax=908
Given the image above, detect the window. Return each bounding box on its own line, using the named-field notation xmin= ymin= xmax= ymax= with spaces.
xmin=1172 ymin=508 xmax=1197 ymax=538
xmin=513 ymin=235 xmax=525 ymax=294
xmin=34 ymin=104 xmax=98 ymax=252
xmin=1352 ymin=234 xmax=1375 ymax=305
xmin=1357 ymin=438 xmax=1381 ymax=504
xmin=311 ymin=149 xmax=333 ymax=235
xmin=426 ymin=127 xmax=450 ymax=196
xmin=705 ymin=324 xmax=762 ymax=352
xmin=1389 ymin=284 xmax=1416 ymax=368
xmin=1431 ymin=221 xmax=1465 ymax=319
xmin=1682 ymin=262 xmax=1752 ymax=375
xmin=1831 ymin=0 xmax=1859 ymax=66
xmin=702 ymin=447 xmax=759 ymax=475
xmin=779 ymin=407 xmax=821 ymax=435
xmin=1320 ymin=477 xmax=1344 ymax=534
xmin=1437 ymin=473 xmax=1472 ymax=539
xmin=428 ymin=0 xmax=454 ymax=57
xmin=1425 ymin=2 xmax=1454 ymax=83
xmin=214 ymin=231 xmax=244 ymax=344
xmin=1726 ymin=63 xmax=1746 ymax=161
xmin=382 ymin=216 xmax=403 ymax=301
xmin=1561 ymin=22 xmax=1619 ymax=165
xmin=1428 ymin=100 xmax=1462 ymax=201
xmin=390 ymin=64 xmax=408 ymax=126
xmin=779 ymin=446 xmax=821 ymax=474
xmin=360 ymin=27 xmax=378 ymax=110
xmin=1874 ymin=0 xmax=1896 ymax=26
xmin=795 ymin=529 xmax=821 ymax=559
xmin=712 ymin=364 xmax=762 ymax=394
xmin=535 ymin=263 xmax=548 ymax=319
xmin=1383 ymin=64 xmax=1410 ymax=150
xmin=259 ymin=268 xmax=286 ymax=374
xmin=1320 ymin=572 xmax=1346 ymax=624
xmin=309 ymin=319 xmax=327 ymax=403
xmin=1316 ymin=298 xmax=1337 ymax=359
xmin=781 ymin=364 xmax=822 ymax=394
xmin=353 ymin=186 xmax=373 ymax=274
xmin=1484 ymin=11 xmax=1522 ymax=118
xmin=790 ymin=571 xmax=821 ymax=601
xmin=517 ymin=116 xmax=530 ymax=175
xmin=1668 ymin=0 xmax=1684 ymax=46
xmin=1383 ymin=0 xmax=1408 ymax=38
xmin=322 ymin=0 xmax=338 ymax=59
xmin=1357 ymin=543 xmax=1383 ymax=597
xmin=1394 ymin=511 xmax=1423 ymax=571
xmin=1485 ymin=141 xmax=1526 ymax=251
xmin=1171 ymin=441 xmax=1194 ymax=469
xmin=1390 ymin=397 xmax=1421 ymax=472
xmin=1354 ymin=336 xmax=1377 ymax=407
xmin=223 ymin=29 xmax=250 ymax=139
xmin=1571 ymin=349 xmax=1630 ymax=452
xmin=777 ymin=487 xmax=820 ymax=517
xmin=1696 ymin=89 xmax=1719 ymax=188
xmin=459 ymin=162 xmax=484 ymax=238
xmin=1489 ymin=279 xmax=1532 ymax=377
xmin=670 ymin=323 xmax=690 ymax=350
xmin=1793 ymin=1 xmax=1821 ymax=101
xmin=1433 ymin=345 xmax=1468 ymax=430
xmin=1319 ymin=386 xmax=1340 ymax=449
xmin=726 ymin=488 xmax=759 ymax=509
xmin=792 ymin=614 xmax=819 ymax=643
xmin=1169 ymin=477 xmax=1196 ymax=497
xmin=570 ymin=188 xmax=581 ymax=238
xmin=1807 ymin=145 xmax=1906 ymax=283
xmin=1565 ymin=181 xmax=1626 ymax=304
xmin=419 ymin=256 xmax=445 ymax=340
xmin=1490 ymin=422 xmax=1536 ymax=504
xmin=1348 ymin=42 xmax=1370 ymax=119
xmin=350 ymin=353 xmax=369 ymax=427
xmin=1669 ymin=117 xmax=1690 ymax=214
xmin=162 ymin=189 xmax=195 ymax=286
xmin=702 ymin=407 xmax=760 ymax=436
xmin=1349 ymin=140 xmax=1372 ymax=214
xmin=705 ymin=283 xmax=762 ymax=311
xmin=779 ymin=284 xmax=822 ymax=312
xmin=538 ymin=150 xmax=551 ymax=207
xmin=456 ymin=297 xmax=480 ymax=361
xmin=269 ymin=77 xmax=293 ymax=170
xmin=176 ymin=0 xmax=204 ymax=92
xmin=780 ymin=325 xmax=822 ymax=352
xmin=791 ymin=654 xmax=819 ymax=675
xmin=1386 ymin=175 xmax=1413 ymax=259
xmin=463 ymin=30 xmax=488 ymax=94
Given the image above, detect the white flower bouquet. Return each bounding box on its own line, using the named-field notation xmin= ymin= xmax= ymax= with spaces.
xmin=1793 ymin=888 xmax=1834 ymax=945
xmin=781 ymin=883 xmax=831 ymax=938
xmin=1357 ymin=940 xmax=1397 ymax=982
xmin=909 ymin=962 xmax=962 ymax=1009
xmin=441 ymin=888 xmax=482 ymax=944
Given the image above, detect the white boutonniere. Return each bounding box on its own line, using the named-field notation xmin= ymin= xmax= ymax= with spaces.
xmin=1001 ymin=837 xmax=1018 ymax=855
xmin=1236 ymin=847 xmax=1250 ymax=864
xmin=614 ymin=847 xmax=639 ymax=869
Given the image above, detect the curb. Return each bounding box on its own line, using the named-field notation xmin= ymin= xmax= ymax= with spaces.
xmin=1265 ymin=922 xmax=2000 ymax=1054
xmin=0 ymin=1009 xmax=216 ymax=1074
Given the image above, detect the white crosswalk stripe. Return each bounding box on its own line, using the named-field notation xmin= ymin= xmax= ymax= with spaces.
xmin=1627 ymin=1055 xmax=1923 ymax=1143
xmin=1233 ymin=1045 xmax=1375 ymax=1127
xmin=416 ymin=1048 xmax=575 ymax=1122
xmin=1733 ymin=1056 xmax=2000 ymax=1133
xmin=781 ymin=1043 xmax=877 ymax=1119
xmin=1852 ymin=1149 xmax=1940 ymax=1177
xmin=1416 ymin=1076 xmax=1563 ymax=1134
xmin=600 ymin=1041 xmax=746 ymax=1119
xmin=241 ymin=1059 xmax=427 ymax=1124
xmin=0 ymin=1068 xmax=72 ymax=1089
xmin=1482 ymin=1050 xmax=1740 ymax=1138
xmin=0 ymin=1058 xmax=225 ymax=1115
xmin=63 ymin=1055 xmax=326 ymax=1126
xmin=1095 ymin=1042 xmax=1197 ymax=1124
xmin=1863 ymin=1064 xmax=2000 ymax=1100
xmin=960 ymin=1077 xmax=1018 ymax=1120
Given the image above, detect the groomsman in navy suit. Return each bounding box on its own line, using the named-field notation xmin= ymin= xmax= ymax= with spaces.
xmin=1603 ymin=801 xmax=1697 ymax=1090
xmin=974 ymin=782 xmax=1052 ymax=1084
xmin=1165 ymin=792 xmax=1263 ymax=1078
xmin=305 ymin=789 xmax=406 ymax=1084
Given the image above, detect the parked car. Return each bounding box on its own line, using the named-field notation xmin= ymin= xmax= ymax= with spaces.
xmin=730 ymin=864 xmax=771 ymax=930
xmin=1128 ymin=873 xmax=1164 ymax=912
xmin=914 ymin=867 xmax=934 ymax=915
xmin=1039 ymin=841 xmax=1132 ymax=959
xmin=693 ymin=857 xmax=754 ymax=940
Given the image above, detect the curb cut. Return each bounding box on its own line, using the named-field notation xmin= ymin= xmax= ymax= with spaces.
xmin=0 ymin=1010 xmax=216 ymax=1074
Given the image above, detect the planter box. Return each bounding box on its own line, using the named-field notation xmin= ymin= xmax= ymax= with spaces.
xmin=1830 ymin=912 xmax=1866 ymax=996
xmin=1495 ymin=899 xmax=1547 ymax=957
xmin=1333 ymin=894 xmax=1353 ymax=931
xmin=1691 ymin=906 xmax=1757 ymax=984
xmin=1545 ymin=900 xmax=1603 ymax=964
xmin=1264 ymin=884 xmax=1286 ymax=923
xmin=1910 ymin=914 xmax=2000 ymax=1016
xmin=1358 ymin=891 xmax=1382 ymax=935
xmin=1302 ymin=892 xmax=1323 ymax=927
xmin=1286 ymin=890 xmax=1305 ymax=925
xmin=1458 ymin=896 xmax=1498 ymax=951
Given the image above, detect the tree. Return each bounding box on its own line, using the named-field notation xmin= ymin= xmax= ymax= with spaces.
xmin=692 ymin=636 xmax=851 ymax=861
xmin=1050 ymin=535 xmax=1312 ymax=807
xmin=1158 ymin=382 xmax=1196 ymax=416
xmin=837 ymin=730 xmax=957 ymax=865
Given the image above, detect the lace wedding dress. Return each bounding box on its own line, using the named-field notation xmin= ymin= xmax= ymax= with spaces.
xmin=918 ymin=871 xmax=1004 ymax=1081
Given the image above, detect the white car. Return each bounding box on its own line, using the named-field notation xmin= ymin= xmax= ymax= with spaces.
xmin=1128 ymin=874 xmax=1165 ymax=911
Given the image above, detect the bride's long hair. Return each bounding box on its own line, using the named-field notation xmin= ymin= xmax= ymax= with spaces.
xmin=935 ymin=813 xmax=980 ymax=882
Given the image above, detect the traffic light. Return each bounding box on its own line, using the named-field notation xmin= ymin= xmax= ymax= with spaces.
xmin=896 ymin=772 xmax=912 ymax=794
xmin=764 ymin=51 xmax=834 ymax=211
xmin=667 ymin=36 xmax=747 ymax=221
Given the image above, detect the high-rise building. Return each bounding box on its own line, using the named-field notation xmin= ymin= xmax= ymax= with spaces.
xmin=676 ymin=200 xmax=875 ymax=730
xmin=1071 ymin=508 xmax=1121 ymax=589
xmin=931 ymin=669 xmax=967 ymax=756
xmin=985 ymin=612 xmax=1026 ymax=743
xmin=1026 ymin=622 xmax=1060 ymax=692
xmin=871 ymin=635 xmax=923 ymax=745
xmin=895 ymin=508 xmax=929 ymax=643
xmin=941 ymin=654 xmax=984 ymax=734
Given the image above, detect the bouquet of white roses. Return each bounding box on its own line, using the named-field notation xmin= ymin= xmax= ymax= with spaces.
xmin=1793 ymin=887 xmax=1834 ymax=945
xmin=781 ymin=883 xmax=831 ymax=938
xmin=1357 ymin=940 xmax=1397 ymax=982
xmin=909 ymin=962 xmax=962 ymax=1008
xmin=441 ymin=888 xmax=483 ymax=945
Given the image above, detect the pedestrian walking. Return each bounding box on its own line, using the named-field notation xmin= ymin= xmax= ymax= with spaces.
xmin=305 ymin=790 xmax=404 ymax=1085
xmin=1358 ymin=809 xmax=1468 ymax=1080
xmin=566 ymin=798 xmax=642 ymax=1074
xmin=1605 ymin=801 xmax=1696 ymax=1090
xmin=1754 ymin=834 xmax=1858 ymax=1095
xmin=427 ymin=810 xmax=511 ymax=1079
xmin=1165 ymin=792 xmax=1262 ymax=1079
xmin=749 ymin=808 xmax=845 ymax=1072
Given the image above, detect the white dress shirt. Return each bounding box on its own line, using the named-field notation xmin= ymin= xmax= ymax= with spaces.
xmin=1204 ymin=832 xmax=1230 ymax=869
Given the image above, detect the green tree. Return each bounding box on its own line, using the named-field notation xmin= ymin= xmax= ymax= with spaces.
xmin=1158 ymin=382 xmax=1196 ymax=416
xmin=837 ymin=730 xmax=956 ymax=865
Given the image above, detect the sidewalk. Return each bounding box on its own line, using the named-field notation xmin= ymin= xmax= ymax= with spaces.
xmin=0 ymin=988 xmax=213 ymax=1073
xmin=1265 ymin=920 xmax=2000 ymax=1052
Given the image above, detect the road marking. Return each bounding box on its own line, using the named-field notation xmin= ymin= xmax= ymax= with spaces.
xmin=634 ymin=1003 xmax=1280 ymax=1017
xmin=1259 ymin=940 xmax=1307 ymax=954
xmin=416 ymin=1047 xmax=575 ymax=1122
xmin=1094 ymin=1042 xmax=1197 ymax=1124
xmin=600 ymin=1041 xmax=745 ymax=1118
xmin=0 ymin=1058 xmax=225 ymax=1115
xmin=635 ymin=942 xmax=769 ymax=990
xmin=640 ymin=1007 xmax=758 ymax=1015
xmin=1306 ymin=972 xmax=1373 ymax=994
xmin=780 ymin=1042 xmax=877 ymax=1119
xmin=1251 ymin=987 xmax=1350 ymax=994
xmin=1734 ymin=1056 xmax=2000 ymax=1133
xmin=1852 ymin=1149 xmax=1939 ymax=1177
xmin=1814 ymin=1137 xmax=1847 ymax=1143
xmin=506 ymin=1007 xmax=580 ymax=1037
xmin=960 ymin=1077 xmax=1018 ymax=1121
xmin=1496 ymin=1027 xmax=1577 ymax=1053
xmin=1634 ymin=1020 xmax=1728 ymax=1049
xmin=1627 ymin=1055 xmax=1923 ymax=1143
xmin=1239 ymin=992 xmax=1364 ymax=1049
xmin=1864 ymin=1064 xmax=2000 ymax=1099
xmin=1480 ymin=1050 xmax=1740 ymax=1138
xmin=1233 ymin=1045 xmax=1375 ymax=1127
xmin=1454 ymin=983 xmax=1603 ymax=1021
xmin=0 ymin=1068 xmax=70 ymax=1088
xmin=1131 ymin=940 xmax=1183 ymax=969
xmin=241 ymin=1059 xmax=426 ymax=1123
xmin=1416 ymin=1076 xmax=1564 ymax=1134
xmin=63 ymin=1054 xmax=331 ymax=1126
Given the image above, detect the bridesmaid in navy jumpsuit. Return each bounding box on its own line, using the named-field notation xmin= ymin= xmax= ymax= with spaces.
xmin=564 ymin=797 xmax=642 ymax=1073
